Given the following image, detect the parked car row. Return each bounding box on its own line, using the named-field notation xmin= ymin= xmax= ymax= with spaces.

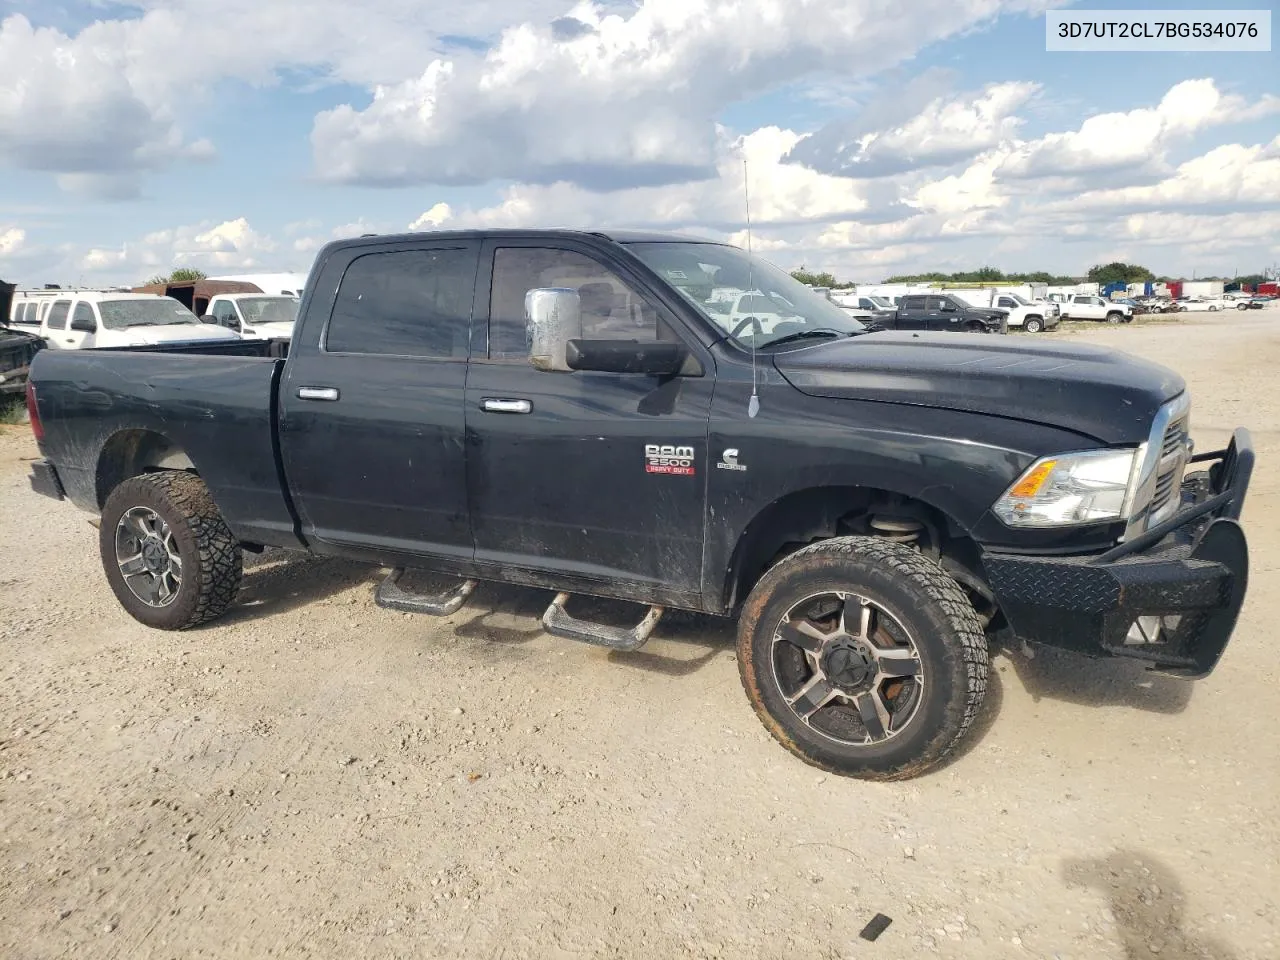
xmin=7 ymin=288 xmax=300 ymax=351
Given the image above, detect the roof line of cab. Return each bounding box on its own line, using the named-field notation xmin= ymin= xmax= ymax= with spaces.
xmin=318 ymin=228 xmax=727 ymax=252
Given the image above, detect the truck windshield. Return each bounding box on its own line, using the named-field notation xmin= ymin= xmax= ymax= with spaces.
xmin=98 ymin=300 xmax=198 ymax=330
xmin=624 ymin=241 xmax=866 ymax=346
xmin=238 ymin=297 xmax=299 ymax=324
xmin=1010 ymin=293 xmax=1032 ymax=306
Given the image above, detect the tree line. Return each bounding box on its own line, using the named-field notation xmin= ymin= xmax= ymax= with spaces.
xmin=792 ymin=261 xmax=1273 ymax=287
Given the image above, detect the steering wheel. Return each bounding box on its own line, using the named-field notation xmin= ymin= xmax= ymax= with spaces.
xmin=731 ymin=315 xmax=764 ymax=339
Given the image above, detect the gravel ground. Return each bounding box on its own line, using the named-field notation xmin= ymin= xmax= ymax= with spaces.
xmin=1 ymin=310 xmax=1278 ymax=959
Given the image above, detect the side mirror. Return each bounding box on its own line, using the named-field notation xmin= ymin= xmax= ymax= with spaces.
xmin=70 ymin=315 xmax=96 ymax=333
xmin=200 ymin=314 xmax=218 ymax=324
xmin=526 ymin=287 xmax=581 ymax=372
xmin=566 ymin=340 xmax=688 ymax=376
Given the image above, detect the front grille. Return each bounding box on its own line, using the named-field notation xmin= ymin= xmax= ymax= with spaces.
xmin=1148 ymin=414 xmax=1191 ymax=528
xmin=1161 ymin=417 xmax=1189 ymax=459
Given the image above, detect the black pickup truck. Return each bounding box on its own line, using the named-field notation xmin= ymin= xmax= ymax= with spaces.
xmin=24 ymin=230 xmax=1254 ymax=780
xmin=1 ymin=280 xmax=46 ymax=397
xmin=875 ymin=292 xmax=1008 ymax=334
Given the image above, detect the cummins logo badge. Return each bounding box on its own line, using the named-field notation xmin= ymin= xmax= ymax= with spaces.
xmin=717 ymin=448 xmax=747 ymax=472
xmin=645 ymin=444 xmax=696 ymax=476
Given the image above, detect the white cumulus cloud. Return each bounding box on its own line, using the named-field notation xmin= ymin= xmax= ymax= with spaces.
xmin=310 ymin=0 xmax=1052 ymax=189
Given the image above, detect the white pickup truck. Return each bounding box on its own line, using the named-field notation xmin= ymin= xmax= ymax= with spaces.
xmin=38 ymin=292 xmax=243 ymax=349
xmin=203 ymin=294 xmax=300 ymax=339
xmin=1059 ymin=295 xmax=1134 ymax=324
xmin=990 ymin=293 xmax=1060 ymax=333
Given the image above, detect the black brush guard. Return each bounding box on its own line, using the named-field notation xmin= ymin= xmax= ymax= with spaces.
xmin=982 ymin=429 xmax=1253 ymax=678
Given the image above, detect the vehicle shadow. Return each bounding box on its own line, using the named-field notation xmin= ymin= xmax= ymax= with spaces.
xmin=1063 ymin=849 xmax=1238 ymax=959
xmin=449 ymin=584 xmax=730 ymax=677
xmin=997 ymin=638 xmax=1193 ymax=715
xmin=215 ymin=550 xmax=379 ymax=626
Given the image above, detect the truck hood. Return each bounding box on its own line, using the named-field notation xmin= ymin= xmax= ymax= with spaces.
xmin=772 ymin=331 xmax=1185 ymax=444
xmin=123 ymin=325 xmax=240 ymax=345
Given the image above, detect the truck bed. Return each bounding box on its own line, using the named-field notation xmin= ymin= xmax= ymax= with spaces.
xmin=29 ymin=340 xmax=302 ymax=549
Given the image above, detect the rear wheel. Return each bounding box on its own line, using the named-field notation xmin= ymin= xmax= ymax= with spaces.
xmin=1024 ymin=317 xmax=1044 ymax=333
xmin=99 ymin=472 xmax=242 ymax=630
xmin=736 ymin=537 xmax=988 ymax=780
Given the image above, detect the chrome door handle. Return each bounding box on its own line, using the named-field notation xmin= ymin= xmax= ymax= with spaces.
xmin=297 ymin=386 xmax=340 ymax=401
xmin=481 ymin=398 xmax=532 ymax=414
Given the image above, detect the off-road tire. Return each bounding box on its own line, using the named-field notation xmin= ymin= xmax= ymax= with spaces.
xmin=1024 ymin=317 xmax=1044 ymax=333
xmin=737 ymin=537 xmax=988 ymax=781
xmin=99 ymin=471 xmax=242 ymax=630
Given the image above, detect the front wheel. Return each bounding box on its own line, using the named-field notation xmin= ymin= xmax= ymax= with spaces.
xmin=1024 ymin=317 xmax=1044 ymax=333
xmin=99 ymin=472 xmax=243 ymax=630
xmin=1106 ymin=312 xmax=1123 ymax=324
xmin=736 ymin=537 xmax=988 ymax=781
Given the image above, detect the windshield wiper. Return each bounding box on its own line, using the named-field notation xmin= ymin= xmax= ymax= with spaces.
xmin=761 ymin=329 xmax=850 ymax=348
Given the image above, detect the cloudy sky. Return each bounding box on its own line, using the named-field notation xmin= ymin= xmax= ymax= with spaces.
xmin=1 ymin=0 xmax=1277 ymax=288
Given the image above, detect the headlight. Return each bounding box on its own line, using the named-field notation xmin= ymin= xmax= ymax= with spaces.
xmin=993 ymin=448 xmax=1142 ymax=527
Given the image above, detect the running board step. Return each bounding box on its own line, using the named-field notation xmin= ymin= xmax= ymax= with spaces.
xmin=375 ymin=569 xmax=477 ymax=616
xmin=541 ymin=592 xmax=664 ymax=652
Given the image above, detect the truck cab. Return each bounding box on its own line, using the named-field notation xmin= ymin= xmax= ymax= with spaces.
xmin=204 ymin=293 xmax=300 ymax=339
xmin=889 ymin=294 xmax=1007 ymax=333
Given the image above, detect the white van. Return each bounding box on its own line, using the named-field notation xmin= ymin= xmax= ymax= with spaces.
xmin=39 ymin=292 xmax=243 ymax=350
xmin=203 ymin=293 xmax=299 ymax=339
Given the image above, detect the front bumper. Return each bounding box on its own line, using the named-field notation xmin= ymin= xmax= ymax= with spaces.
xmin=982 ymin=429 xmax=1253 ymax=678
xmin=28 ymin=458 xmax=66 ymax=501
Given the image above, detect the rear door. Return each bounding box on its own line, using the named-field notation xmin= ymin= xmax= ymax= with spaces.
xmin=42 ymin=300 xmax=74 ymax=348
xmin=896 ymin=296 xmax=927 ymax=330
xmin=463 ymin=238 xmax=714 ymax=601
xmin=279 ymin=239 xmax=481 ymax=563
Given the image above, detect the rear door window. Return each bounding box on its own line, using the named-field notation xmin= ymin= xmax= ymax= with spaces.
xmin=325 ymin=247 xmax=478 ymax=359
xmin=901 ymin=296 xmax=926 ymax=312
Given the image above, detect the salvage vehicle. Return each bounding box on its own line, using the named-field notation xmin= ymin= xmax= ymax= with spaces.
xmin=203 ymin=293 xmax=299 ymax=339
xmin=1060 ymin=295 xmax=1134 ymax=323
xmin=1 ymin=280 xmax=46 ymax=397
xmin=878 ymin=293 xmax=1008 ymax=333
xmin=38 ymin=292 xmax=242 ymax=350
xmin=25 ymin=230 xmax=1254 ymax=781
xmin=989 ymin=293 xmax=1059 ymax=333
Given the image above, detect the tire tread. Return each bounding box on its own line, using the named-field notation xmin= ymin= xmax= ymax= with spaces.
xmin=738 ymin=536 xmax=988 ymax=781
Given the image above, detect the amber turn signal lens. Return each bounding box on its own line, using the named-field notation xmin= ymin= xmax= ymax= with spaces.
xmin=1010 ymin=459 xmax=1057 ymax=498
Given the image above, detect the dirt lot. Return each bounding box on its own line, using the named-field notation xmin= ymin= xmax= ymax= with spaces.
xmin=2 ymin=311 xmax=1278 ymax=960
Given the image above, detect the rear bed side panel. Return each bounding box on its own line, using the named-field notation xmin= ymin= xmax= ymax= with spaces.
xmin=30 ymin=349 xmax=301 ymax=548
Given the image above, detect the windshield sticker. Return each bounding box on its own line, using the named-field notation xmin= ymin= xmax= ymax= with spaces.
xmin=645 ymin=444 xmax=695 ymax=476
xmin=666 ymin=270 xmax=688 ymax=280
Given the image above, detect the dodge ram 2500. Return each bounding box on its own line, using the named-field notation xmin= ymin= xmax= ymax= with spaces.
xmin=25 ymin=230 xmax=1254 ymax=780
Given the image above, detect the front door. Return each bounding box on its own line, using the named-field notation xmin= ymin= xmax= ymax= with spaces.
xmin=463 ymin=239 xmax=714 ymax=603
xmin=279 ymin=240 xmax=480 ymax=563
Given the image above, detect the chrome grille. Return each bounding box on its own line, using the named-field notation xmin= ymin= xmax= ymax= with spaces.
xmin=1161 ymin=417 xmax=1189 ymax=459
xmin=1124 ymin=394 xmax=1192 ymax=540
xmin=1148 ymin=414 xmax=1191 ymax=527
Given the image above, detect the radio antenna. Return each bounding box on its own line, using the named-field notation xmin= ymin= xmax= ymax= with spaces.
xmin=743 ymin=158 xmax=760 ymax=419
